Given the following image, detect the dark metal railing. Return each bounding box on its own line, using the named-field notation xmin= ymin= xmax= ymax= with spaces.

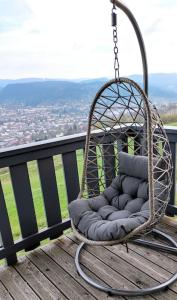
xmin=0 ymin=126 xmax=176 ymax=266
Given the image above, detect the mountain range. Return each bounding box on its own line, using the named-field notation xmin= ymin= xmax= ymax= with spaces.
xmin=0 ymin=73 xmax=177 ymax=106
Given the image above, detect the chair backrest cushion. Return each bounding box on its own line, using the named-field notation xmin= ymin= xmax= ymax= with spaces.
xmin=119 ymin=151 xmax=149 ymax=180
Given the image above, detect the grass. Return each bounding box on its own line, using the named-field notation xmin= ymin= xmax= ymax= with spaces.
xmin=0 ymin=130 xmax=177 ymax=243
xmin=0 ymin=150 xmax=84 ymax=241
xmin=167 ymin=122 xmax=177 ymax=126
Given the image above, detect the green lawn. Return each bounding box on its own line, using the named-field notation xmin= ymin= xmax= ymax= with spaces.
xmin=0 ymin=144 xmax=114 ymax=241
xmin=1 ymin=131 xmax=177 ymax=242
xmin=166 ymin=122 xmax=177 ymax=126
xmin=0 ymin=150 xmax=84 ymax=241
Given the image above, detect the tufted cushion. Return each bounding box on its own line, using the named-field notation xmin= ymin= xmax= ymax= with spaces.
xmin=119 ymin=151 xmax=149 ymax=180
xmin=69 ymin=152 xmax=163 ymax=241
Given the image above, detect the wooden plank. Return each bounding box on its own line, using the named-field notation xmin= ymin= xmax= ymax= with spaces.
xmin=62 ymin=151 xmax=80 ymax=203
xmin=156 ymin=223 xmax=177 ymax=245
xmin=0 ymin=182 xmax=17 ymax=265
xmin=86 ymin=146 xmax=100 ymax=196
xmin=121 ymin=135 xmax=128 ymax=152
xmin=56 ymin=236 xmax=154 ymax=300
xmin=15 ymin=256 xmax=67 ymax=300
xmin=151 ymin=223 xmax=177 ymax=264
xmin=127 ymin=240 xmax=177 ymax=275
xmin=0 ymin=219 xmax=70 ymax=260
xmin=27 ymin=248 xmax=96 ymax=300
xmin=169 ymin=142 xmax=176 ymax=207
xmin=0 ymin=266 xmax=39 ymax=300
xmin=162 ymin=216 xmax=177 ymax=228
xmin=113 ymin=223 xmax=177 ymax=274
xmin=69 ymin=235 xmax=177 ymax=300
xmin=0 ymin=234 xmax=2 ymax=249
xmin=0 ymin=281 xmax=13 ymax=300
xmin=37 ymin=157 xmax=62 ymax=239
xmin=42 ymin=241 xmax=116 ymax=300
xmin=9 ymin=163 xmax=39 ymax=251
xmin=117 ymin=139 xmax=122 ymax=152
xmin=157 ymin=222 xmax=177 ymax=241
xmin=105 ymin=243 xmax=177 ymax=295
xmin=2 ymin=230 xmax=177 ymax=300
xmin=103 ymin=143 xmax=115 ymax=187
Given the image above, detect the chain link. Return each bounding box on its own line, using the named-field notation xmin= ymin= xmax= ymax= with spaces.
xmin=112 ymin=5 xmax=119 ymax=81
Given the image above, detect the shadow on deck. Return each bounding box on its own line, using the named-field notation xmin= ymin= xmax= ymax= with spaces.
xmin=0 ymin=221 xmax=177 ymax=300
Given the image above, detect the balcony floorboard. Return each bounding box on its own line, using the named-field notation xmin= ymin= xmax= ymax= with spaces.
xmin=0 ymin=222 xmax=177 ymax=300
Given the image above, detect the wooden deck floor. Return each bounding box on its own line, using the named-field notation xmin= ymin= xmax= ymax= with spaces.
xmin=1 ymin=222 xmax=177 ymax=300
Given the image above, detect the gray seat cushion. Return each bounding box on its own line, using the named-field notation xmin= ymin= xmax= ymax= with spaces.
xmin=69 ymin=152 xmax=163 ymax=241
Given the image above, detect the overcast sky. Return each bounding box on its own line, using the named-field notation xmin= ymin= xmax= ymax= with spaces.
xmin=0 ymin=0 xmax=177 ymax=79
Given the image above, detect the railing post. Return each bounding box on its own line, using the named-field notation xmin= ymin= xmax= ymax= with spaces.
xmin=10 ymin=163 xmax=39 ymax=251
xmin=0 ymin=233 xmax=3 ymax=255
xmin=0 ymin=129 xmax=176 ymax=265
xmin=0 ymin=182 xmax=17 ymax=265
xmin=103 ymin=143 xmax=116 ymax=187
xmin=37 ymin=156 xmax=63 ymax=239
xmin=62 ymin=151 xmax=80 ymax=202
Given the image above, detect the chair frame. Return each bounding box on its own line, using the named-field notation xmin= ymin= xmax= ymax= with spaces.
xmin=71 ymin=0 xmax=177 ymax=296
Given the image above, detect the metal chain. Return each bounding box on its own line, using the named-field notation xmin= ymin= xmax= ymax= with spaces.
xmin=112 ymin=5 xmax=119 ymax=81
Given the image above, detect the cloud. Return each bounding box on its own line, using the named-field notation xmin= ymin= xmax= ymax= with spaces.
xmin=0 ymin=0 xmax=32 ymax=33
xmin=155 ymin=0 xmax=177 ymax=7
xmin=0 ymin=0 xmax=177 ymax=79
xmin=145 ymin=19 xmax=162 ymax=35
xmin=28 ymin=29 xmax=40 ymax=35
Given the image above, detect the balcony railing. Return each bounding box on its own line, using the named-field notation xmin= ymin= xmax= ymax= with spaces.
xmin=0 ymin=126 xmax=176 ymax=266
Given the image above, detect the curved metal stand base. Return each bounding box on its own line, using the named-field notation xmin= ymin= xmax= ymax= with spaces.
xmin=75 ymin=230 xmax=177 ymax=296
xmin=133 ymin=229 xmax=177 ymax=254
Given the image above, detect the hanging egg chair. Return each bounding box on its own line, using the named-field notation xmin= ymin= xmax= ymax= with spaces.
xmin=68 ymin=0 xmax=177 ymax=296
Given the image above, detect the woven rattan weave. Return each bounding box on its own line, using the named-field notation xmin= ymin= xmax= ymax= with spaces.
xmin=71 ymin=78 xmax=173 ymax=245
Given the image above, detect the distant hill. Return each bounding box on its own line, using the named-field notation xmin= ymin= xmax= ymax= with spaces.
xmin=0 ymin=78 xmax=48 ymax=89
xmin=0 ymin=74 xmax=177 ymax=106
xmin=0 ymin=79 xmax=107 ymax=106
xmin=131 ymin=73 xmax=177 ymax=101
